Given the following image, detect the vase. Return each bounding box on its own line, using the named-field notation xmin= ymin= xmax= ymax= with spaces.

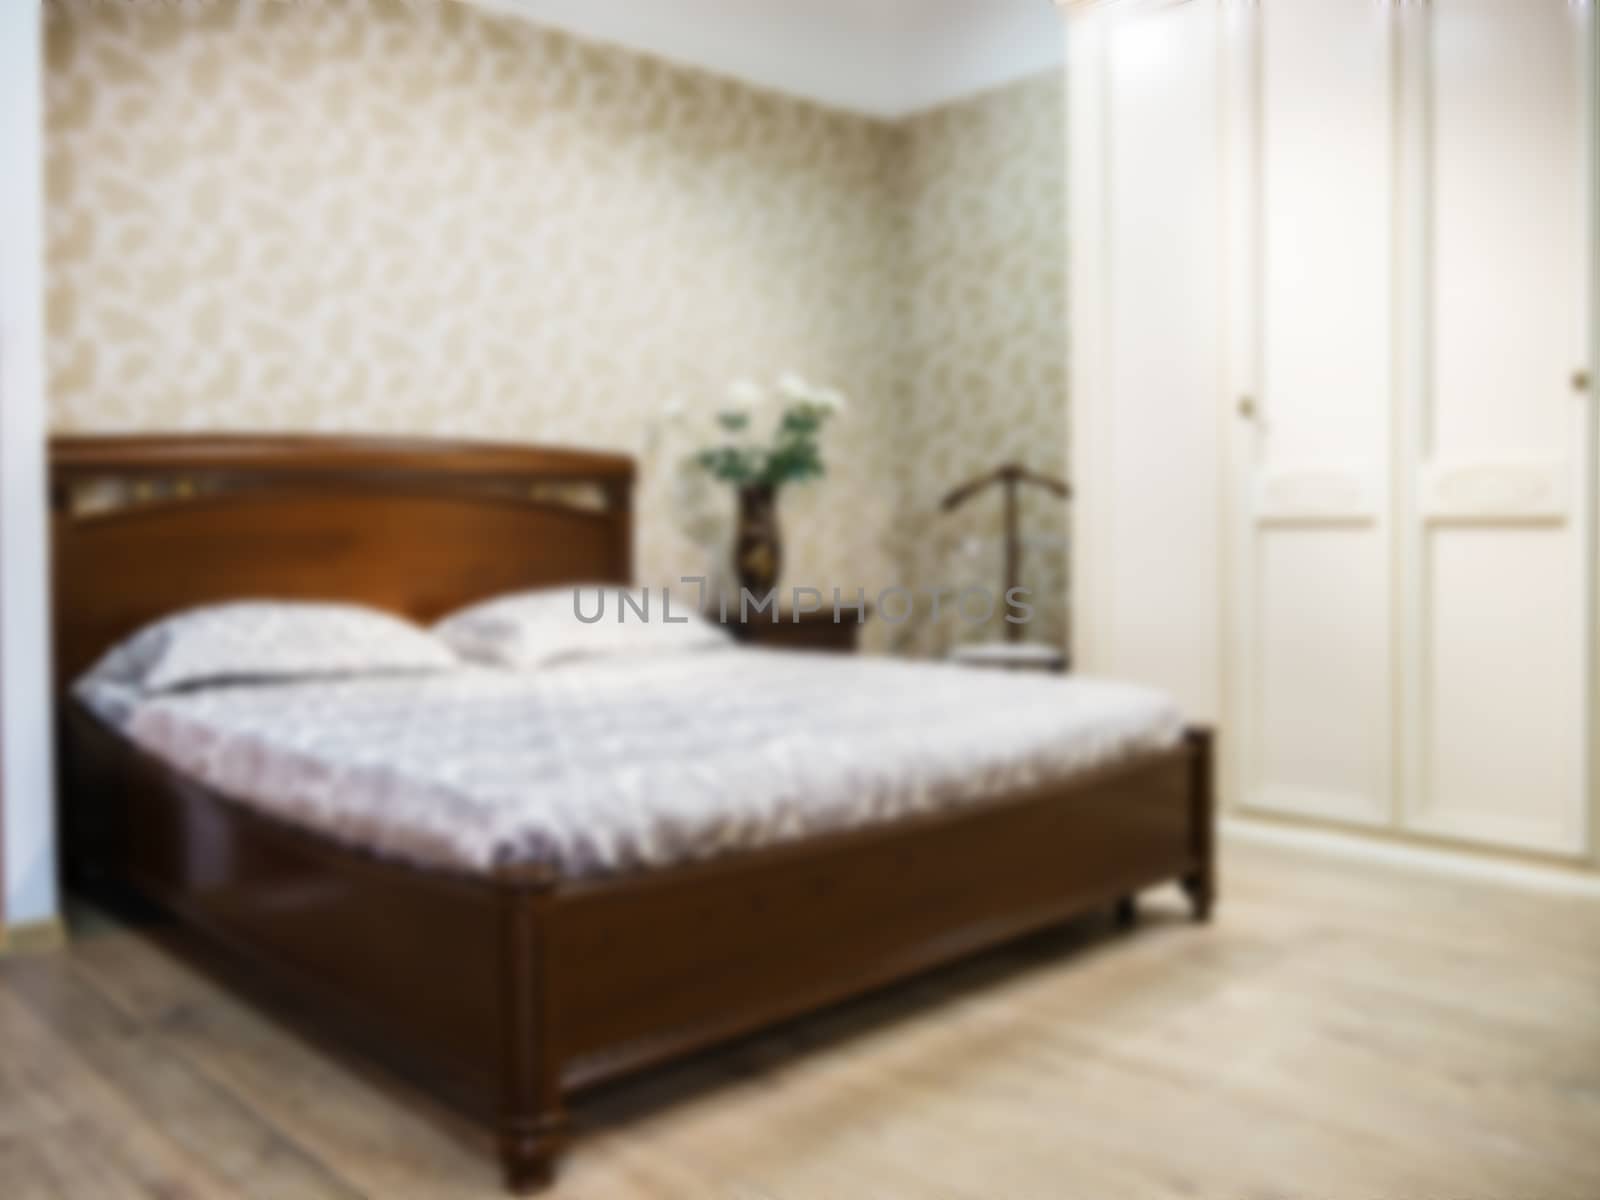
xmin=734 ymin=483 xmax=782 ymax=597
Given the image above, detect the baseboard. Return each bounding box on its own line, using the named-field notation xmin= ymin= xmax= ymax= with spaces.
xmin=0 ymin=916 xmax=69 ymax=957
xmin=1222 ymin=815 xmax=1600 ymax=899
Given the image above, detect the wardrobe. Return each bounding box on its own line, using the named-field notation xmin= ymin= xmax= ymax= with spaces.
xmin=1065 ymin=0 xmax=1598 ymax=865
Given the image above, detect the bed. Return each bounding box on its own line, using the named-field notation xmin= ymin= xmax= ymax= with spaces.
xmin=51 ymin=434 xmax=1215 ymax=1192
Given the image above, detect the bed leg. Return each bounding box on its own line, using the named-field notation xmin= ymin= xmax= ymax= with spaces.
xmin=500 ymin=1118 xmax=563 ymax=1194
xmin=497 ymin=866 xmax=567 ymax=1195
xmin=1181 ymin=872 xmax=1214 ymax=923
xmin=1113 ymin=895 xmax=1138 ymax=928
xmin=1184 ymin=727 xmax=1217 ymax=924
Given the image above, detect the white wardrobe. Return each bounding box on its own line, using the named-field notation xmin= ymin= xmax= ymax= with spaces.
xmin=1066 ymin=0 xmax=1599 ymax=864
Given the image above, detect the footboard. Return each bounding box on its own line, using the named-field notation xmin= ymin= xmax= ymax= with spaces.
xmin=546 ymin=728 xmax=1215 ymax=1092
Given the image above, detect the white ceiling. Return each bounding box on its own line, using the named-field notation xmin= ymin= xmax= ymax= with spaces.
xmin=466 ymin=0 xmax=1065 ymax=119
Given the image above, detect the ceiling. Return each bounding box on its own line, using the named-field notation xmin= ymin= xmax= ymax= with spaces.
xmin=466 ymin=0 xmax=1065 ymax=118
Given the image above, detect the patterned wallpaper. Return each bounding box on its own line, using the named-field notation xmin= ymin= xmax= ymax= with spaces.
xmin=895 ymin=74 xmax=1069 ymax=656
xmin=44 ymin=0 xmax=1066 ymax=656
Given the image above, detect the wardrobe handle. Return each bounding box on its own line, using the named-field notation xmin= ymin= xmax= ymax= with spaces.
xmin=1574 ymin=370 xmax=1591 ymax=393
xmin=1237 ymin=395 xmax=1258 ymax=420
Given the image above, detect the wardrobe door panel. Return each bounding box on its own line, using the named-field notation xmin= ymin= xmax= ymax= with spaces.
xmin=1423 ymin=529 xmax=1585 ymax=850
xmin=1407 ymin=0 xmax=1592 ymax=854
xmin=1431 ymin=0 xmax=1582 ymax=457
xmin=1097 ymin=2 xmax=1223 ymax=721
xmin=1238 ymin=0 xmax=1394 ymax=825
xmin=1260 ymin=0 xmax=1392 ymax=467
xmin=1254 ymin=529 xmax=1390 ymax=823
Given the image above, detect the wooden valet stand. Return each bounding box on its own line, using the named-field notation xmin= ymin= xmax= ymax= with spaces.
xmin=941 ymin=463 xmax=1071 ymax=671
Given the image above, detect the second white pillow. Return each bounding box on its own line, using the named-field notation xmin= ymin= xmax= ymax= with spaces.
xmin=433 ymin=585 xmax=732 ymax=670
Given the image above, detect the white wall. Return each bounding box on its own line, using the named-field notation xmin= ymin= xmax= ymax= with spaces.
xmin=0 ymin=0 xmax=56 ymax=929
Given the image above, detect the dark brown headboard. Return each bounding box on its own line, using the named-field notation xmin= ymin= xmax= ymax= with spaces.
xmin=50 ymin=434 xmax=634 ymax=686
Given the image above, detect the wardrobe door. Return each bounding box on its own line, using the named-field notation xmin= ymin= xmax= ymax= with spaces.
xmin=1233 ymin=0 xmax=1395 ymax=825
xmin=1403 ymin=0 xmax=1594 ymax=854
xmin=1069 ymin=0 xmax=1224 ymax=723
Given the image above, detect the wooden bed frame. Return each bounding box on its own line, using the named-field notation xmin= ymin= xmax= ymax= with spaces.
xmin=51 ymin=434 xmax=1215 ymax=1192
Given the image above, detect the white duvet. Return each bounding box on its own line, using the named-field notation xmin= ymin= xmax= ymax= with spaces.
xmin=89 ymin=649 xmax=1184 ymax=878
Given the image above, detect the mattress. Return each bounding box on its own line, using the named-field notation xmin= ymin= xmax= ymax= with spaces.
xmin=86 ymin=649 xmax=1185 ymax=878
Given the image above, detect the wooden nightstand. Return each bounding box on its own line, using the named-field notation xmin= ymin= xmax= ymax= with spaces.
xmin=948 ymin=642 xmax=1068 ymax=673
xmin=728 ymin=609 xmax=867 ymax=654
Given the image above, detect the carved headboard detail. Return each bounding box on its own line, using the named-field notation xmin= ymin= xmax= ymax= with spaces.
xmin=50 ymin=435 xmax=635 ymax=686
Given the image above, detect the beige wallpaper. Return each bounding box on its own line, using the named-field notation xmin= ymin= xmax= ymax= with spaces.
xmin=895 ymin=74 xmax=1069 ymax=656
xmin=45 ymin=0 xmax=1065 ymax=656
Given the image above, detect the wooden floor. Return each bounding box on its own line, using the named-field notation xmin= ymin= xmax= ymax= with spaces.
xmin=2 ymin=838 xmax=1598 ymax=1198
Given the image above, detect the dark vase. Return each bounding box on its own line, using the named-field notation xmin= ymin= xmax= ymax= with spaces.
xmin=734 ymin=483 xmax=782 ymax=597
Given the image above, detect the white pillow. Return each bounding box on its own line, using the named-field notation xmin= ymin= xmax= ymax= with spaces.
xmin=433 ymin=585 xmax=731 ymax=670
xmin=77 ymin=601 xmax=458 ymax=698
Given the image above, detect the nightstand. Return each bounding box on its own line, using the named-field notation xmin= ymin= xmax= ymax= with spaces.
xmin=948 ymin=642 xmax=1068 ymax=673
xmin=729 ymin=609 xmax=867 ymax=654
